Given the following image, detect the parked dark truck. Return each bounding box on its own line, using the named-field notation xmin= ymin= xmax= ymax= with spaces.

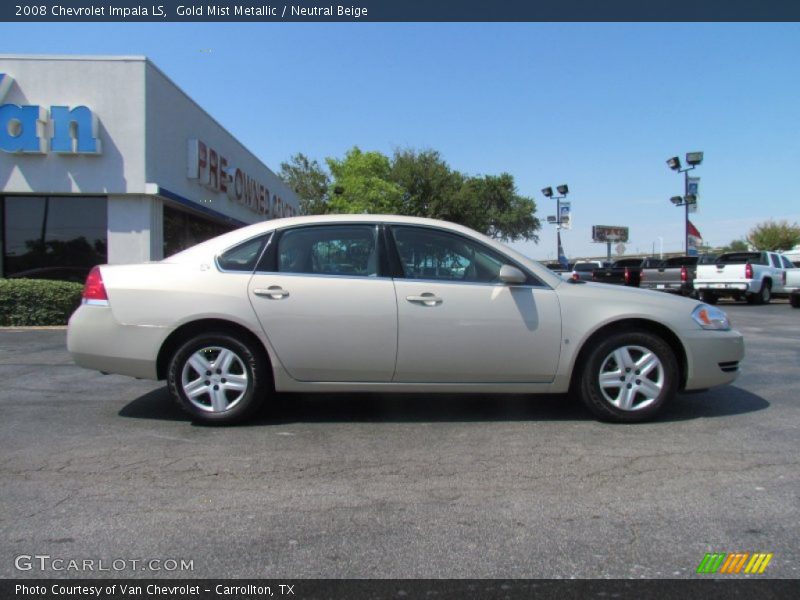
xmin=640 ymin=255 xmax=717 ymax=297
xmin=592 ymin=257 xmax=661 ymax=287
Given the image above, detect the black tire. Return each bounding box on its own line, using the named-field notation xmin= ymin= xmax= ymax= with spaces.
xmin=167 ymin=332 xmax=269 ymax=425
xmin=578 ymin=330 xmax=679 ymax=423
xmin=791 ymin=293 xmax=800 ymax=308
xmin=758 ymin=281 xmax=772 ymax=305
xmin=700 ymin=291 xmax=718 ymax=305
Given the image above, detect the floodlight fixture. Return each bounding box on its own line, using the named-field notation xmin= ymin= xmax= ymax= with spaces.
xmin=685 ymin=151 xmax=704 ymax=166
xmin=541 ymin=187 xmax=553 ymax=198
xmin=666 ymin=156 xmax=681 ymax=171
xmin=670 ymin=196 xmax=683 ymax=206
xmin=685 ymin=194 xmax=697 ymax=205
xmin=556 ymin=184 xmax=569 ymax=196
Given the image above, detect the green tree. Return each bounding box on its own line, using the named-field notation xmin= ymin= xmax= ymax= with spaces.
xmin=289 ymin=145 xmax=541 ymax=242
xmin=389 ymin=148 xmax=464 ymax=217
xmin=721 ymin=239 xmax=749 ymax=253
xmin=279 ymin=153 xmax=330 ymax=215
xmin=746 ymin=220 xmax=800 ymax=251
xmin=326 ymin=147 xmax=404 ymax=214
xmin=449 ymin=174 xmax=540 ymax=242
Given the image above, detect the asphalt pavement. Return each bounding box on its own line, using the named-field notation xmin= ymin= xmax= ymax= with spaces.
xmin=1 ymin=301 xmax=798 ymax=579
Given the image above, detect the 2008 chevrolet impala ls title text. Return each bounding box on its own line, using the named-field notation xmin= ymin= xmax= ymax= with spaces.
xmin=67 ymin=215 xmax=744 ymax=424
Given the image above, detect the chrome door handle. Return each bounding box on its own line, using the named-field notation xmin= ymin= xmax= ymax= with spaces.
xmin=254 ymin=286 xmax=290 ymax=300
xmin=406 ymin=293 xmax=443 ymax=307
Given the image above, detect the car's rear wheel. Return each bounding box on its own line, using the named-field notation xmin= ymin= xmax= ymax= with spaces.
xmin=578 ymin=331 xmax=678 ymax=423
xmin=791 ymin=292 xmax=800 ymax=308
xmin=700 ymin=291 xmax=718 ymax=304
xmin=167 ymin=333 xmax=268 ymax=425
xmin=747 ymin=281 xmax=771 ymax=305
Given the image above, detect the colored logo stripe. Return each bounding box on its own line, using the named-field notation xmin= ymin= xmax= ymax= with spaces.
xmin=697 ymin=553 xmax=726 ymax=573
xmin=745 ymin=553 xmax=773 ymax=574
xmin=697 ymin=552 xmax=773 ymax=574
xmin=719 ymin=553 xmax=749 ymax=573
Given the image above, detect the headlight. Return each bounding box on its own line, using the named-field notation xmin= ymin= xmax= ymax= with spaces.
xmin=692 ymin=304 xmax=731 ymax=330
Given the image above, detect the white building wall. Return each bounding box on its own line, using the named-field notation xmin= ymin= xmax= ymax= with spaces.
xmin=144 ymin=61 xmax=298 ymax=225
xmin=1 ymin=55 xmax=299 ymax=267
xmin=0 ymin=56 xmax=147 ymax=194
xmin=107 ymin=195 xmax=163 ymax=264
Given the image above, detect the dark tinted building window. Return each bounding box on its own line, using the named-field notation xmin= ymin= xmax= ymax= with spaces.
xmin=163 ymin=205 xmax=234 ymax=258
xmin=2 ymin=195 xmax=107 ymax=282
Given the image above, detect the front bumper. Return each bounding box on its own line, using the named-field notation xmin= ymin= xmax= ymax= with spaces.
xmin=67 ymin=305 xmax=166 ymax=379
xmin=680 ymin=328 xmax=745 ymax=390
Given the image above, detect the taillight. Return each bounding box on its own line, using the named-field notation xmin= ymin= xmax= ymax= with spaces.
xmin=571 ymin=272 xmax=579 ymax=281
xmin=783 ymin=271 xmax=787 ymax=285
xmin=624 ymin=268 xmax=630 ymax=284
xmin=681 ymin=266 xmax=688 ymax=282
xmin=640 ymin=270 xmax=645 ymax=282
xmin=745 ymin=262 xmax=753 ymax=279
xmin=82 ymin=266 xmax=108 ymax=304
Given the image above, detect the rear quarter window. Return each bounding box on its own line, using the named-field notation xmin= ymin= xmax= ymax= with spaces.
xmin=217 ymin=234 xmax=270 ymax=272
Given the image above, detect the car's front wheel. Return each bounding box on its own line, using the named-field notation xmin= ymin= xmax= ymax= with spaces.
xmin=167 ymin=332 xmax=268 ymax=425
xmin=578 ymin=331 xmax=678 ymax=423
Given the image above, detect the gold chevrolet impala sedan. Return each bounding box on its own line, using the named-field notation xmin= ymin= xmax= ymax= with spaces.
xmin=67 ymin=215 xmax=744 ymax=424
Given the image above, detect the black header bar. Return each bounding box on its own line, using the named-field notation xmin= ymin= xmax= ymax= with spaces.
xmin=2 ymin=0 xmax=800 ymax=22
xmin=3 ymin=579 xmax=800 ymax=600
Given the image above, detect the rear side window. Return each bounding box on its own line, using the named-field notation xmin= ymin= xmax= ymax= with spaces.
xmin=664 ymin=256 xmax=698 ymax=267
xmin=277 ymin=225 xmax=379 ymax=277
xmin=614 ymin=259 xmax=642 ymax=267
xmin=217 ymin=235 xmax=270 ymax=272
xmin=770 ymin=254 xmax=782 ymax=268
xmin=716 ymin=252 xmax=765 ymax=265
xmin=573 ymin=263 xmax=596 ymax=272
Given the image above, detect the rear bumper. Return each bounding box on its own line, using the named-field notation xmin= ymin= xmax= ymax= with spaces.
xmin=67 ymin=305 xmax=166 ymax=379
xmin=681 ymin=328 xmax=745 ymax=390
xmin=640 ymin=282 xmax=691 ymax=294
xmin=694 ymin=280 xmax=755 ymax=293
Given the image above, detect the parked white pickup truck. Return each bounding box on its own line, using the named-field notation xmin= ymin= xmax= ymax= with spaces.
xmin=781 ymin=253 xmax=800 ymax=294
xmin=694 ymin=251 xmax=789 ymax=305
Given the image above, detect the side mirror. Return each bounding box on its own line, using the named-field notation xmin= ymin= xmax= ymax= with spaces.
xmin=499 ymin=264 xmax=527 ymax=285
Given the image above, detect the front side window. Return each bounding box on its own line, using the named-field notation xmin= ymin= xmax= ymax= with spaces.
xmin=780 ymin=255 xmax=794 ymax=269
xmin=277 ymin=225 xmax=379 ymax=277
xmin=391 ymin=226 xmax=513 ymax=283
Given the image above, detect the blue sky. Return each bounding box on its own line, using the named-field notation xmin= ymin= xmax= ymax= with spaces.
xmin=2 ymin=22 xmax=799 ymax=259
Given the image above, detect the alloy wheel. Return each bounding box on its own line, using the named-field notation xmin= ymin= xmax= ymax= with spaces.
xmin=181 ymin=346 xmax=249 ymax=413
xmin=597 ymin=345 xmax=665 ymax=411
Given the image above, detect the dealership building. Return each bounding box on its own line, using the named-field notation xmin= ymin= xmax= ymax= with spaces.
xmin=0 ymin=54 xmax=299 ymax=281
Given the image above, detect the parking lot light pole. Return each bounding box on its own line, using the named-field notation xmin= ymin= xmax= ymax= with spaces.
xmin=666 ymin=152 xmax=703 ymax=254
xmin=542 ymin=185 xmax=569 ymax=263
